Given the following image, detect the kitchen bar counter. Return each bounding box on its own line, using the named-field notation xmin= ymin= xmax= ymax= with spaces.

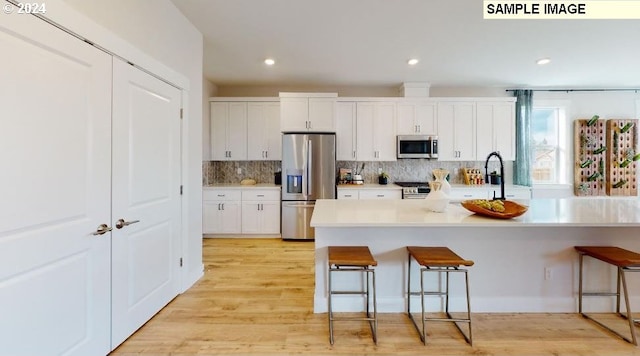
xmin=310 ymin=198 xmax=640 ymax=314
xmin=311 ymin=198 xmax=640 ymax=227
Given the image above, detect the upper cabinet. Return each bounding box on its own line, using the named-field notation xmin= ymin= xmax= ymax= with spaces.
xmin=280 ymin=92 xmax=337 ymax=132
xmin=247 ymin=102 xmax=281 ymax=160
xmin=476 ymin=101 xmax=516 ymax=161
xmin=211 ymin=101 xmax=248 ymax=160
xmin=356 ymin=101 xmax=397 ymax=161
xmin=397 ymin=101 xmax=437 ymax=135
xmin=437 ymin=101 xmax=476 ymax=161
xmin=336 ymin=102 xmax=357 ymax=161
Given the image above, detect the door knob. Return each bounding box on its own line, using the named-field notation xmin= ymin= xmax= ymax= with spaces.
xmin=92 ymin=224 xmax=113 ymax=235
xmin=115 ymin=218 xmax=140 ymax=229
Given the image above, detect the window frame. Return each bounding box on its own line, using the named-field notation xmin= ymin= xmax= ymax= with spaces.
xmin=531 ymin=99 xmax=571 ymax=186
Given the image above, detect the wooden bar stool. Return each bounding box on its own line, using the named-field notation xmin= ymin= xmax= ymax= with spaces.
xmin=327 ymin=246 xmax=378 ymax=345
xmin=575 ymin=246 xmax=640 ymax=345
xmin=406 ymin=246 xmax=474 ymax=345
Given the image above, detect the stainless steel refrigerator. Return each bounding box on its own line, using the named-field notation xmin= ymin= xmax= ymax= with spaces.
xmin=281 ymin=133 xmax=336 ymax=240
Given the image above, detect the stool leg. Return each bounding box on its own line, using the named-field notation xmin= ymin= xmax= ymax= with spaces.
xmin=420 ymin=267 xmax=427 ymax=344
xmin=616 ymin=267 xmax=621 ymax=314
xmin=407 ymin=252 xmax=411 ymax=316
xmin=371 ymin=268 xmax=378 ymax=345
xmin=578 ymin=253 xmax=584 ymax=314
xmin=328 ymin=266 xmax=334 ymax=345
xmin=620 ymin=267 xmax=638 ymax=346
xmin=445 ymin=269 xmax=450 ymax=315
xmin=465 ymin=269 xmax=473 ymax=346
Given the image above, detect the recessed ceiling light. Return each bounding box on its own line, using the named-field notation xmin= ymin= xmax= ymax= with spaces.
xmin=407 ymin=58 xmax=419 ymax=66
xmin=264 ymin=58 xmax=275 ymax=66
xmin=536 ymin=58 xmax=551 ymax=65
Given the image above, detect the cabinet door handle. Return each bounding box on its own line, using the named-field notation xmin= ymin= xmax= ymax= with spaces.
xmin=257 ymin=194 xmax=264 ymax=197
xmin=221 ymin=203 xmax=224 ymax=210
xmin=376 ymin=194 xmax=384 ymax=197
xmin=344 ymin=194 xmax=352 ymax=197
xmin=217 ymin=194 xmax=225 ymax=197
xmin=463 ymin=194 xmax=473 ymax=197
xmin=418 ymin=124 xmax=421 ymax=132
xmin=265 ymin=151 xmax=268 ymax=158
xmin=353 ymin=150 xmax=356 ymax=158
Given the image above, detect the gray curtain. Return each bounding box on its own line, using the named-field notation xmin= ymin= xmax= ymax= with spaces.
xmin=513 ymin=90 xmax=533 ymax=186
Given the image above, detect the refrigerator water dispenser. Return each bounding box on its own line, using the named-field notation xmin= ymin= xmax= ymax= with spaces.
xmin=286 ymin=169 xmax=303 ymax=194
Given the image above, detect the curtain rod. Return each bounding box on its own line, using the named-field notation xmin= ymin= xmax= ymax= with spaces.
xmin=506 ymin=88 xmax=640 ymax=93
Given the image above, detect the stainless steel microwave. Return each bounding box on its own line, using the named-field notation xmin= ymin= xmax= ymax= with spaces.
xmin=397 ymin=135 xmax=438 ymax=159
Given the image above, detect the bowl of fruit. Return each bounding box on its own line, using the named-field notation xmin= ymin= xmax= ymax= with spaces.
xmin=460 ymin=199 xmax=528 ymax=219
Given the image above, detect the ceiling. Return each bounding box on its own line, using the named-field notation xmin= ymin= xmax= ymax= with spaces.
xmin=171 ymin=0 xmax=640 ymax=89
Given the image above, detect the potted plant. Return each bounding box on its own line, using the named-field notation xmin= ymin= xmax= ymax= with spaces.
xmin=378 ymin=172 xmax=389 ymax=185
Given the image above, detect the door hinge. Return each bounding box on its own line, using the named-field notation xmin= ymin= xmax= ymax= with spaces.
xmin=179 ymin=257 xmax=183 ymax=267
xmin=180 ymin=185 xmax=183 ymax=195
xmin=180 ymin=108 xmax=183 ymax=119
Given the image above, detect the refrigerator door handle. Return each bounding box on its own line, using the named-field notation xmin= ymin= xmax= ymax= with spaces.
xmin=302 ymin=137 xmax=308 ymax=198
xmin=307 ymin=139 xmax=313 ymax=197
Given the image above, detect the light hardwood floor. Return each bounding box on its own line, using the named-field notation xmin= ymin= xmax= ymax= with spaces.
xmin=111 ymin=238 xmax=640 ymax=355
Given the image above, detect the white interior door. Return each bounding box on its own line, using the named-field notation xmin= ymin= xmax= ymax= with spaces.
xmin=0 ymin=12 xmax=112 ymax=356
xmin=111 ymin=59 xmax=182 ymax=347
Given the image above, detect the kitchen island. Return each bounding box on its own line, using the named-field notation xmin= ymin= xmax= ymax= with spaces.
xmin=310 ymin=198 xmax=640 ymax=313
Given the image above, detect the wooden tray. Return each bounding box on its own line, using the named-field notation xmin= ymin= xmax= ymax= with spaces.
xmin=461 ymin=200 xmax=528 ymax=219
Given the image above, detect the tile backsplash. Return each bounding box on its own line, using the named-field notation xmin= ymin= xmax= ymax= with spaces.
xmin=337 ymin=159 xmax=513 ymax=185
xmin=204 ymin=159 xmax=513 ymax=185
xmin=203 ymin=161 xmax=281 ymax=185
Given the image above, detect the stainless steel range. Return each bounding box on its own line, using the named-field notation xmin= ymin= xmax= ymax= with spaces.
xmin=395 ymin=182 xmax=431 ymax=199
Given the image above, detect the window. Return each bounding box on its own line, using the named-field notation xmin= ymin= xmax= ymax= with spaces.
xmin=531 ymin=101 xmax=569 ymax=184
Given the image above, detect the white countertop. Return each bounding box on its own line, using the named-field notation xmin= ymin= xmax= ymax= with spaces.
xmin=204 ymin=183 xmax=281 ymax=189
xmin=310 ymin=198 xmax=640 ymax=227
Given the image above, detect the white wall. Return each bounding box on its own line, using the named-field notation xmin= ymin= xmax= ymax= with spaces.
xmin=59 ymin=0 xmax=205 ymax=289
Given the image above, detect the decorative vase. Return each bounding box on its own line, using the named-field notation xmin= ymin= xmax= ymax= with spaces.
xmin=425 ymin=181 xmax=450 ymax=212
xmin=378 ymin=176 xmax=388 ymax=185
xmin=432 ymin=168 xmax=451 ymax=195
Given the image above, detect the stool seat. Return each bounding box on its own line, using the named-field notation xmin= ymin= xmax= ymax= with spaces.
xmin=407 ymin=246 xmax=474 ymax=267
xmin=575 ymin=246 xmax=640 ymax=267
xmin=329 ymin=246 xmax=377 ymax=267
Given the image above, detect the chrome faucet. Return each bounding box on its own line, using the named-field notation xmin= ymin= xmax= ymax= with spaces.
xmin=484 ymin=151 xmax=505 ymax=200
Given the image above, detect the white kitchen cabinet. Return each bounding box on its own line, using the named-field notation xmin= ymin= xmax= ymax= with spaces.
xmin=359 ymin=189 xmax=402 ymax=199
xmin=397 ymin=101 xmax=437 ymax=135
xmin=476 ymin=101 xmax=516 ymax=161
xmin=211 ymin=102 xmax=248 ymax=160
xmin=437 ymin=102 xmax=476 ymax=161
xmin=356 ymin=102 xmax=397 ymax=161
xmin=336 ymin=102 xmax=357 ymax=160
xmin=241 ymin=189 xmax=280 ymax=234
xmin=337 ymin=189 xmax=359 ymax=199
xmin=203 ymin=189 xmax=242 ymax=234
xmin=448 ymin=188 xmax=487 ymax=202
xmin=337 ymin=186 xmax=402 ymax=199
xmin=280 ymin=93 xmax=337 ymax=132
xmin=247 ymin=102 xmax=281 ymax=160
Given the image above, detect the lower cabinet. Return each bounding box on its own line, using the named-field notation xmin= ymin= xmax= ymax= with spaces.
xmin=203 ymin=189 xmax=242 ymax=234
xmin=203 ymin=187 xmax=281 ymax=235
xmin=337 ymin=187 xmax=402 ymax=200
xmin=241 ymin=189 xmax=281 ymax=234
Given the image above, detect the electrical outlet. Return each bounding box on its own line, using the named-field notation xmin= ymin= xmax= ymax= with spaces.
xmin=544 ymin=267 xmax=552 ymax=280
xmin=237 ymin=167 xmax=242 ymax=174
